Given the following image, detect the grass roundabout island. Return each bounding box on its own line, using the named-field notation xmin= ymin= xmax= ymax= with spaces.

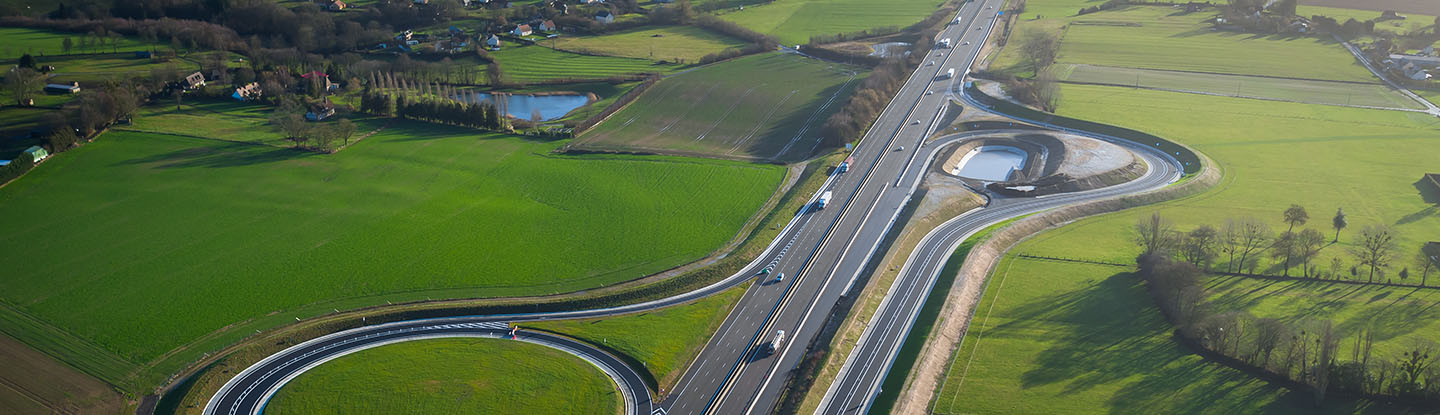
xmin=265 ymin=337 xmax=622 ymax=415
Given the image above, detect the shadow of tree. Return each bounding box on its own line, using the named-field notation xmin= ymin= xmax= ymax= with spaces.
xmin=115 ymin=141 xmax=315 ymax=169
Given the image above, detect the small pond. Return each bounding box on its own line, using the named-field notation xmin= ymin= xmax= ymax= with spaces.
xmin=458 ymin=93 xmax=591 ymax=121
xmin=952 ymin=146 xmax=1027 ymax=181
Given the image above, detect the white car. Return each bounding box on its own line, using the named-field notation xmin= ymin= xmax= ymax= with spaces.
xmin=896 ymin=145 xmax=905 ymax=152
xmin=929 ymin=60 xmax=936 ymax=66
xmin=912 ymin=120 xmax=922 ymax=125
xmin=963 ymin=41 xmax=971 ymax=45
xmin=926 ymin=90 xmax=934 ymax=95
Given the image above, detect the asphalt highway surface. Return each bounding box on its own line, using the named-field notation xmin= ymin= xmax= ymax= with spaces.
xmin=205 ymin=0 xmax=1185 ymax=413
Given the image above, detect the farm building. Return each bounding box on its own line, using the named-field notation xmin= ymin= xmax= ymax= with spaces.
xmin=512 ymin=24 xmax=533 ymax=36
xmin=538 ymin=20 xmax=557 ymax=32
xmin=44 ymin=82 xmax=80 ymax=94
xmin=326 ymin=0 xmax=346 ymax=11
xmin=595 ymin=10 xmax=614 ymax=24
xmin=486 ymin=34 xmax=502 ymax=49
xmin=1389 ymin=54 xmax=1440 ymax=69
xmin=23 ymin=146 xmax=48 ymax=163
xmin=306 ymin=101 xmax=336 ymax=121
xmin=232 ymin=82 xmax=262 ymax=101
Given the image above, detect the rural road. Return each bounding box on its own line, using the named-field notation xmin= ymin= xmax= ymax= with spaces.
xmin=204 ymin=0 xmax=1186 ymax=413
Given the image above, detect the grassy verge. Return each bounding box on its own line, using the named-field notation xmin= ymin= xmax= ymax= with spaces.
xmin=529 ymin=283 xmax=749 ymax=393
xmin=264 ymin=338 xmax=621 ymax=415
xmin=789 ymin=178 xmax=984 ymax=413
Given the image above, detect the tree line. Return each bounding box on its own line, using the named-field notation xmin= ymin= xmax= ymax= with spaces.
xmin=1134 ymin=209 xmax=1440 ymax=404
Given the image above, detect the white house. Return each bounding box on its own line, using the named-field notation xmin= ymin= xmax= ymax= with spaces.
xmin=595 ymin=10 xmax=614 ymax=24
xmin=538 ymin=20 xmax=557 ymax=32
xmin=306 ymin=101 xmax=336 ymax=121
xmin=232 ymin=82 xmax=262 ymax=101
xmin=512 ymin=24 xmax=533 ymax=36
xmin=486 ymin=34 xmax=502 ymax=49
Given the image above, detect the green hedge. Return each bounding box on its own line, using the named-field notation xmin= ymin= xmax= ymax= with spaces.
xmin=965 ymin=83 xmax=1203 ymax=175
xmin=0 ymin=155 xmax=35 ymax=186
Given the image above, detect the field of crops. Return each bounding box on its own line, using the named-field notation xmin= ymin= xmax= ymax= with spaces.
xmin=713 ymin=0 xmax=944 ymax=46
xmin=0 ymin=121 xmax=784 ymax=390
xmin=531 ymin=284 xmax=747 ymax=390
xmin=930 ymin=80 xmax=1440 ymax=412
xmin=577 ymin=52 xmax=863 ymax=163
xmin=489 ymin=45 xmax=683 ymax=83
xmin=265 ymin=338 xmax=621 ymax=415
xmin=1058 ymin=64 xmax=1422 ymax=110
xmin=551 ymin=25 xmax=747 ymax=62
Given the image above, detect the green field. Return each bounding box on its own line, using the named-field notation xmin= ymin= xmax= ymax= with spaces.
xmin=531 ymin=284 xmax=747 ymax=390
xmin=266 ymin=338 xmax=620 ymax=415
xmin=1206 ymin=276 xmax=1440 ymax=360
xmin=932 ymin=257 xmax=1411 ymax=414
xmin=490 ymin=45 xmax=684 ymax=83
xmin=0 ymin=27 xmax=159 ymax=59
xmin=577 ymin=52 xmax=862 ymax=162
xmin=0 ymin=122 xmax=784 ymax=390
xmin=125 ymin=100 xmax=386 ymax=147
xmin=931 ymin=80 xmax=1440 ymax=412
xmin=712 ymin=0 xmax=945 ymax=46
xmin=1057 ymin=64 xmax=1422 ymax=109
xmin=551 ymin=25 xmax=747 ymax=62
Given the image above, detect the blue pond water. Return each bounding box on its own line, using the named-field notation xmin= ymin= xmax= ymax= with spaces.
xmin=952 ymin=146 xmax=1027 ymax=181
xmin=461 ymin=93 xmax=590 ymax=121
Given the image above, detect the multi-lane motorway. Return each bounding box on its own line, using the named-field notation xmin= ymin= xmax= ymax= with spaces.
xmin=205 ymin=0 xmax=1187 ymax=413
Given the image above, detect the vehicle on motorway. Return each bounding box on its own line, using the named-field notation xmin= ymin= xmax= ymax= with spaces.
xmin=929 ymin=60 xmax=935 ymax=66
xmin=896 ymin=145 xmax=904 ymax=152
xmin=940 ymin=68 xmax=955 ymax=79
xmin=768 ymin=330 xmax=786 ymax=353
xmin=926 ymin=90 xmax=935 ymax=95
xmin=954 ymin=17 xmax=962 ymax=24
xmin=938 ymin=38 xmax=951 ymax=48
xmin=963 ymin=41 xmax=971 ymax=45
xmin=913 ymin=120 xmax=922 ymax=125
xmin=816 ymin=191 xmax=832 ymax=209
xmin=774 ymin=272 xmax=784 ymax=283
xmin=838 ymin=157 xmax=852 ymax=173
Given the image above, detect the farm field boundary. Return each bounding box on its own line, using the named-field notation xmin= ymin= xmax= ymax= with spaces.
xmin=1057 ymin=64 xmax=1426 ymax=111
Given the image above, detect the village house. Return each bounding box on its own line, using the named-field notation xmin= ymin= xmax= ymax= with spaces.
xmin=538 ymin=20 xmax=557 ymax=32
xmin=183 ymin=72 xmax=207 ymax=89
xmin=306 ymin=101 xmax=336 ymax=121
xmin=326 ymin=0 xmax=347 ymax=11
xmin=231 ymin=82 xmax=262 ymax=101
xmin=301 ymin=71 xmax=338 ymax=92
xmin=486 ymin=34 xmax=502 ymax=49
xmin=595 ymin=10 xmax=614 ymax=24
xmin=23 ymin=146 xmax=48 ymax=163
xmin=511 ymin=24 xmax=533 ymax=36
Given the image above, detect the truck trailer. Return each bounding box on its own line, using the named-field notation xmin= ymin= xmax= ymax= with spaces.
xmin=816 ymin=191 xmax=832 ymax=210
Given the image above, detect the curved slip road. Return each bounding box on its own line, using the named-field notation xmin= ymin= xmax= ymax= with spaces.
xmin=206 ymin=0 xmax=1190 ymax=413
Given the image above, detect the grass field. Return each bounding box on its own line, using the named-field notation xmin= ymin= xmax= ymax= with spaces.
xmin=929 ymin=81 xmax=1440 ymax=412
xmin=490 ymin=45 xmax=684 ymax=83
xmin=1057 ymin=64 xmax=1422 ymax=109
xmin=530 ymin=284 xmax=747 ymax=391
xmin=550 ymin=25 xmax=747 ymax=62
xmin=990 ymin=4 xmax=1377 ymax=83
xmin=712 ymin=0 xmax=945 ymax=46
xmin=0 ymin=27 xmax=159 ymax=59
xmin=265 ymin=338 xmax=621 ymax=415
xmin=931 ymin=257 xmax=1414 ymax=414
xmin=0 ymin=121 xmax=784 ymax=391
xmin=125 ymin=100 xmax=385 ymax=147
xmin=577 ymin=52 xmax=863 ymax=163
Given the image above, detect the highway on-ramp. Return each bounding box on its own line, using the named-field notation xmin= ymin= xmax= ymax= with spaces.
xmin=204 ymin=0 xmax=1188 ymax=413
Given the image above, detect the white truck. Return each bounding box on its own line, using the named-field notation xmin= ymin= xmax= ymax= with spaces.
xmin=816 ymin=191 xmax=832 ymax=210
xmin=937 ymin=38 xmax=952 ymax=48
xmin=941 ymin=68 xmax=956 ymax=79
xmin=768 ymin=330 xmax=786 ymax=353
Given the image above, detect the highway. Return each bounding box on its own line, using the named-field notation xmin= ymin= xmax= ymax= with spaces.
xmin=204 ymin=0 xmax=1187 ymax=413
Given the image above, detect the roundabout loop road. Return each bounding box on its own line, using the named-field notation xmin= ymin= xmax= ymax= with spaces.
xmin=204 ymin=0 xmax=1196 ymax=412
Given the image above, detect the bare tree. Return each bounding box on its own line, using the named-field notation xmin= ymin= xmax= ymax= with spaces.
xmin=1019 ymin=28 xmax=1060 ymax=75
xmin=1032 ymin=70 xmax=1062 ymax=112
xmin=1295 ymin=228 xmax=1325 ymax=278
xmin=1313 ymin=320 xmax=1339 ymax=403
xmin=1135 ymin=213 xmax=1176 ymax=258
xmin=4 ymin=68 xmax=44 ymax=106
xmin=1417 ymin=247 xmax=1437 ymax=287
xmin=1253 ymin=318 xmax=1286 ymax=369
xmin=1350 ymin=225 xmax=1397 ymax=283
xmin=1230 ymin=218 xmax=1271 ymax=275
xmin=1181 ymin=225 xmax=1219 ymax=269
xmin=1272 ymin=231 xmax=1297 ymax=277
